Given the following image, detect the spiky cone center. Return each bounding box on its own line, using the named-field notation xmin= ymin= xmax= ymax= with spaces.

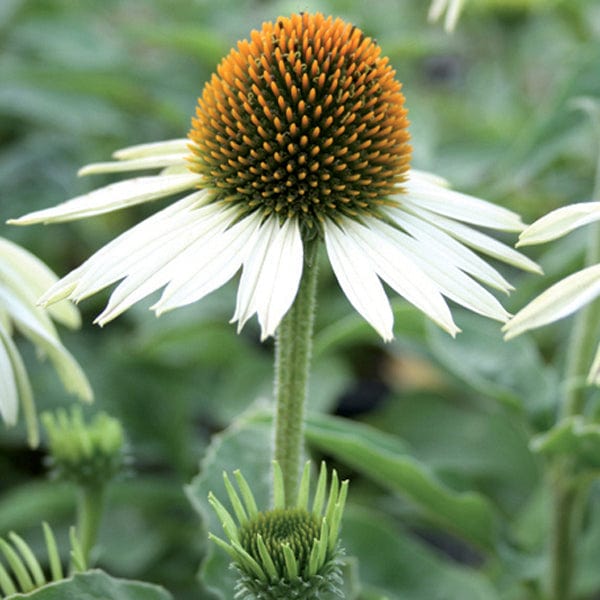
xmin=240 ymin=508 xmax=320 ymax=578
xmin=188 ymin=12 xmax=411 ymax=234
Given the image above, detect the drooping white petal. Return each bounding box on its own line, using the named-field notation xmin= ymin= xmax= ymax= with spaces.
xmin=0 ymin=324 xmax=37 ymax=445
xmin=367 ymin=219 xmax=510 ymax=321
xmin=154 ymin=213 xmax=263 ymax=314
xmin=112 ymin=139 xmax=191 ymax=160
xmin=324 ymin=222 xmax=394 ymax=341
xmin=517 ymin=202 xmax=600 ymax=247
xmin=409 ymin=206 xmax=542 ymax=273
xmin=232 ymin=217 xmax=304 ymax=340
xmin=388 ymin=208 xmax=513 ymax=292
xmin=93 ymin=205 xmax=237 ymax=325
xmin=38 ymin=191 xmax=210 ymax=306
xmin=402 ymin=173 xmax=525 ymax=232
xmin=8 ymin=173 xmax=203 ymax=225
xmin=255 ymin=219 xmax=303 ymax=339
xmin=588 ymin=342 xmax=600 ymax=386
xmin=0 ymin=237 xmax=80 ymax=328
xmin=504 ymin=264 xmax=600 ymax=339
xmin=78 ymin=154 xmax=188 ymax=176
xmin=0 ymin=324 xmax=18 ymax=424
xmin=343 ymin=218 xmax=459 ymax=336
xmin=408 ymin=169 xmax=449 ymax=188
xmin=428 ymin=0 xmax=465 ymax=31
xmin=0 ymin=284 xmax=93 ymax=402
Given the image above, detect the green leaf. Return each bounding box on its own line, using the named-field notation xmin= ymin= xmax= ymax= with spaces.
xmin=5 ymin=569 xmax=172 ymax=600
xmin=427 ymin=311 xmax=558 ymax=419
xmin=531 ymin=416 xmax=600 ymax=471
xmin=344 ymin=506 xmax=500 ymax=600
xmin=305 ymin=413 xmax=497 ymax=550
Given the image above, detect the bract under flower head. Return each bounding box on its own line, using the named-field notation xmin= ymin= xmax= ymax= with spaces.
xmin=189 ymin=12 xmax=411 ymax=232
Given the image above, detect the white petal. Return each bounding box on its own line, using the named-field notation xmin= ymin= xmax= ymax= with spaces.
xmin=154 ymin=214 xmax=263 ymax=314
xmin=367 ymin=219 xmax=510 ymax=321
xmin=517 ymin=202 xmax=600 ymax=247
xmin=388 ymin=208 xmax=514 ymax=292
xmin=0 ymin=237 xmax=80 ymax=328
xmin=588 ymin=343 xmax=600 ymax=386
xmin=504 ymin=264 xmax=600 ymax=339
xmin=255 ymin=219 xmax=303 ymax=339
xmin=39 ymin=191 xmax=210 ymax=306
xmin=8 ymin=173 xmax=203 ymax=225
xmin=0 ymin=284 xmax=93 ymax=402
xmin=409 ymin=206 xmax=542 ymax=273
xmin=78 ymin=154 xmax=188 ymax=176
xmin=402 ymin=173 xmax=526 ymax=232
xmin=324 ymin=222 xmax=394 ymax=341
xmin=93 ymin=206 xmax=234 ymax=324
xmin=233 ymin=217 xmax=304 ymax=340
xmin=112 ymin=139 xmax=191 ymax=160
xmin=0 ymin=325 xmax=18 ymax=424
xmin=344 ymin=219 xmax=459 ymax=336
xmin=428 ymin=0 xmax=447 ymax=21
xmin=408 ymin=169 xmax=449 ymax=188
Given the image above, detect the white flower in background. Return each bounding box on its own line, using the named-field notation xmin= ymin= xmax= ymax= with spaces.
xmin=503 ymin=202 xmax=600 ymax=384
xmin=0 ymin=237 xmax=92 ymax=445
xmin=428 ymin=0 xmax=466 ymax=32
xmin=10 ymin=13 xmax=538 ymax=343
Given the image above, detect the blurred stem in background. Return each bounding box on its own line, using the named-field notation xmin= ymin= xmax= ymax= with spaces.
xmin=550 ymin=104 xmax=600 ymax=600
xmin=273 ymin=241 xmax=319 ymax=504
xmin=77 ymin=485 xmax=106 ymax=565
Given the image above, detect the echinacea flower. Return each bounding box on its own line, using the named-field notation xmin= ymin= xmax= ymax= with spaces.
xmin=9 ymin=13 xmax=538 ymax=342
xmin=503 ymin=202 xmax=600 ymax=384
xmin=0 ymin=237 xmax=92 ymax=446
xmin=209 ymin=462 xmax=348 ymax=599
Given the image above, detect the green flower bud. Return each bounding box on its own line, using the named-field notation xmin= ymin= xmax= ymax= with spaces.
xmin=42 ymin=407 xmax=126 ymax=488
xmin=209 ymin=462 xmax=349 ymax=599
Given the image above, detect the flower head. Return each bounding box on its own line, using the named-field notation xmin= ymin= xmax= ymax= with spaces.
xmin=0 ymin=236 xmax=92 ymax=446
xmin=10 ymin=13 xmax=538 ymax=341
xmin=189 ymin=13 xmax=410 ymax=234
xmin=42 ymin=407 xmax=126 ymax=487
xmin=208 ymin=462 xmax=347 ymax=599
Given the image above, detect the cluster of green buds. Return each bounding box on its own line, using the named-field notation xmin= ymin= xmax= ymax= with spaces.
xmin=209 ymin=462 xmax=349 ymax=600
xmin=42 ymin=407 xmax=125 ymax=488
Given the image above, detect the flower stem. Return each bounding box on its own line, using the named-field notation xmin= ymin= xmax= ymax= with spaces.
xmin=274 ymin=241 xmax=319 ymax=505
xmin=77 ymin=485 xmax=105 ymax=565
xmin=549 ymin=116 xmax=600 ymax=600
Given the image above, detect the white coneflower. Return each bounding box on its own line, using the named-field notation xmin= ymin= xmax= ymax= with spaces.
xmin=0 ymin=237 xmax=92 ymax=446
xmin=9 ymin=13 xmax=537 ymax=342
xmin=504 ymin=202 xmax=600 ymax=384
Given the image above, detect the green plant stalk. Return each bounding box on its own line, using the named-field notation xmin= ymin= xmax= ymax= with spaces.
xmin=549 ymin=118 xmax=600 ymax=600
xmin=273 ymin=241 xmax=319 ymax=505
xmin=76 ymin=484 xmax=105 ymax=565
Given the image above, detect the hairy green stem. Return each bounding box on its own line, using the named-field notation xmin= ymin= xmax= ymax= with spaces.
xmin=273 ymin=241 xmax=319 ymax=505
xmin=77 ymin=485 xmax=105 ymax=565
xmin=549 ymin=113 xmax=600 ymax=600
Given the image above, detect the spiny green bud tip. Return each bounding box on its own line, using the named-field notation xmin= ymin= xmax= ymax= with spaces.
xmin=209 ymin=461 xmax=348 ymax=599
xmin=42 ymin=407 xmax=126 ymax=488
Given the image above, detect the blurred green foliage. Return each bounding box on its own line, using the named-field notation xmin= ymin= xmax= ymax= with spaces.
xmin=1 ymin=0 xmax=600 ymax=598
